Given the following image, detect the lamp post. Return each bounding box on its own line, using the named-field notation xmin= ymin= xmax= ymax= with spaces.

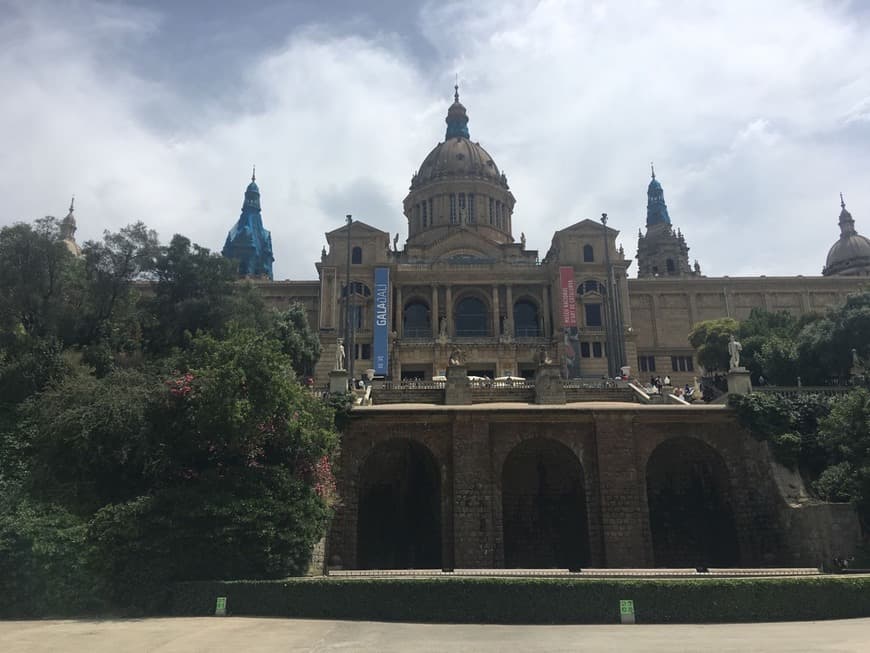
xmin=344 ymin=214 xmax=354 ymax=385
xmin=601 ymin=213 xmax=618 ymax=378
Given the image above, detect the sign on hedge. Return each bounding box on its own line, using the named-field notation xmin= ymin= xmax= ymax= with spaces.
xmin=215 ymin=596 xmax=227 ymax=616
xmin=619 ymin=599 xmax=635 ymax=624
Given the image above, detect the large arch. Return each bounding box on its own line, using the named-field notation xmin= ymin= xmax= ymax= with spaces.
xmin=357 ymin=438 xmax=442 ymax=569
xmin=454 ymin=294 xmax=490 ymax=337
xmin=645 ymin=437 xmax=740 ymax=567
xmin=502 ymin=438 xmax=589 ymax=569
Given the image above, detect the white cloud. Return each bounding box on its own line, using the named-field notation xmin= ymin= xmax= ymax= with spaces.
xmin=1 ymin=0 xmax=870 ymax=279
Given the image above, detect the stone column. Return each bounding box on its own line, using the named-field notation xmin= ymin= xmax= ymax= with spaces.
xmin=432 ymin=284 xmax=439 ymax=337
xmin=593 ymin=412 xmax=652 ymax=567
xmin=396 ymin=285 xmax=403 ymax=338
xmin=451 ymin=413 xmax=496 ymax=568
xmin=445 ymin=286 xmax=453 ymax=336
xmin=492 ymin=286 xmax=501 ymax=336
xmin=541 ymin=285 xmax=550 ymax=337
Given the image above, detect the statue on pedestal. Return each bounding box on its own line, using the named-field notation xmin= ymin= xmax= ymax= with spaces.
xmin=448 ymin=347 xmax=464 ymax=367
xmin=335 ymin=338 xmax=346 ymax=371
xmin=728 ymin=335 xmax=743 ymax=370
xmin=537 ymin=345 xmax=553 ymax=366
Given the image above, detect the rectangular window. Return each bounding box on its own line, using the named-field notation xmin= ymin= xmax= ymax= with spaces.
xmin=639 ymin=355 xmax=656 ymax=372
xmin=580 ymin=342 xmax=590 ymax=358
xmin=428 ymin=198 xmax=434 ymax=225
xmin=489 ymin=197 xmax=494 ymax=224
xmin=450 ymin=194 xmax=458 ymax=224
xmin=670 ymin=355 xmax=694 ymax=372
xmin=350 ymin=305 xmax=363 ymax=330
xmin=592 ymin=342 xmax=603 ymax=358
xmin=468 ymin=193 xmax=475 ymax=223
xmin=458 ymin=193 xmax=466 ymax=220
xmin=421 ymin=200 xmax=427 ymax=226
xmin=584 ymin=304 xmax=602 ymax=327
xmin=496 ymin=202 xmax=503 ymax=227
xmin=355 ymin=343 xmax=371 ymax=360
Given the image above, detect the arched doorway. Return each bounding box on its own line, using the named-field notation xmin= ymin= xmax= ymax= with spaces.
xmin=357 ymin=439 xmax=441 ymax=569
xmin=646 ymin=437 xmax=740 ymax=567
xmin=502 ymin=438 xmax=589 ymax=569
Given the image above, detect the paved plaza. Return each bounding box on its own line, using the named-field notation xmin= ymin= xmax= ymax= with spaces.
xmin=2 ymin=617 xmax=869 ymax=652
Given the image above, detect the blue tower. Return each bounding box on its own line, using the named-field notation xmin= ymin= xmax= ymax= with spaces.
xmin=222 ymin=167 xmax=275 ymax=279
xmin=646 ymin=163 xmax=672 ymax=227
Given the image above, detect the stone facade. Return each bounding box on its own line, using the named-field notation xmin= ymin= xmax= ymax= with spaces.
xmin=327 ymin=404 xmax=859 ymax=570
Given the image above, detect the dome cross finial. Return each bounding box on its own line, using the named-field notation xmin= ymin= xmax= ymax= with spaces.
xmin=651 ymin=162 xmax=656 ymax=180
xmin=68 ymin=195 xmax=75 ymax=213
xmin=841 ymin=192 xmax=846 ymax=209
xmin=251 ymin=165 xmax=256 ymax=183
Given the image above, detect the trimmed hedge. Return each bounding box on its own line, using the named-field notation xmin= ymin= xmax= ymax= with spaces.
xmin=170 ymin=575 xmax=870 ymax=624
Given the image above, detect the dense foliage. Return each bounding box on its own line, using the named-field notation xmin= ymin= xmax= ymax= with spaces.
xmin=0 ymin=218 xmax=335 ymax=616
xmin=690 ymin=293 xmax=870 ymax=384
xmin=169 ymin=576 xmax=870 ymax=623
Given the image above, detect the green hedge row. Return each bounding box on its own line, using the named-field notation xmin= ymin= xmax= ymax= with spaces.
xmin=170 ymin=575 xmax=870 ymax=624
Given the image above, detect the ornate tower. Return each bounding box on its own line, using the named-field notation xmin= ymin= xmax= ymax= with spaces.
xmin=822 ymin=194 xmax=870 ymax=276
xmin=60 ymin=196 xmax=82 ymax=256
xmin=222 ymin=168 xmax=275 ymax=279
xmin=636 ymin=165 xmax=701 ymax=278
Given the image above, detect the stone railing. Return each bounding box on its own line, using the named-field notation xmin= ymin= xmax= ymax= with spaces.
xmin=753 ymin=386 xmax=854 ymax=398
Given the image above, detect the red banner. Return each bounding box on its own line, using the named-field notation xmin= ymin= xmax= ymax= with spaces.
xmin=559 ymin=266 xmax=577 ymax=327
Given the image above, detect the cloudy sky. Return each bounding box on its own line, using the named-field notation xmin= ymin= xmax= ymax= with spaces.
xmin=2 ymin=0 xmax=870 ymax=279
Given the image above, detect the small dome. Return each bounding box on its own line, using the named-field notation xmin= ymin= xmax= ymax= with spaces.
xmin=824 ymin=195 xmax=870 ymax=275
xmin=824 ymin=234 xmax=870 ymax=273
xmin=247 ymin=180 xmax=259 ymax=194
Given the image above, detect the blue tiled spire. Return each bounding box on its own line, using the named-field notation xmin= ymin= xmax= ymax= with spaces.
xmin=445 ymin=84 xmax=470 ymax=139
xmin=646 ymin=163 xmax=671 ymax=226
xmin=222 ymin=166 xmax=275 ymax=279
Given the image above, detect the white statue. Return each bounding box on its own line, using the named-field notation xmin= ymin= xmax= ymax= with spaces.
xmin=728 ymin=335 xmax=742 ymax=370
xmin=439 ymin=316 xmax=448 ymax=337
xmin=336 ymin=338 xmax=346 ymax=370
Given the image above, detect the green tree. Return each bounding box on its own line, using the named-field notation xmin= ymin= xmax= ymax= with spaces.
xmin=688 ymin=317 xmax=739 ymax=372
xmin=795 ymin=293 xmax=870 ymax=384
xmin=0 ymin=218 xmax=80 ymax=340
xmin=271 ymin=302 xmax=321 ymax=378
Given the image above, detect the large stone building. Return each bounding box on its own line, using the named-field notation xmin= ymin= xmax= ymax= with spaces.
xmin=227 ymin=88 xmax=869 ymax=387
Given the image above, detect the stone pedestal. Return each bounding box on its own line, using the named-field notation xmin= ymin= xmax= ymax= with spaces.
xmin=445 ymin=364 xmax=471 ymax=405
xmin=329 ymin=369 xmax=349 ymax=394
xmin=727 ymin=368 xmax=752 ymax=395
xmin=535 ymin=364 xmax=566 ymax=405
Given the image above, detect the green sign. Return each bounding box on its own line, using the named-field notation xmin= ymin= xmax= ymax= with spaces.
xmin=215 ymin=596 xmax=227 ymax=616
xmin=619 ymin=599 xmax=634 ymax=615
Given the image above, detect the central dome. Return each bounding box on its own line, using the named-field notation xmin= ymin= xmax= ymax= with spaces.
xmin=410 ymin=85 xmax=508 ymax=191
xmin=412 ymin=138 xmax=505 ymax=189
xmin=403 ymin=87 xmax=517 ymax=247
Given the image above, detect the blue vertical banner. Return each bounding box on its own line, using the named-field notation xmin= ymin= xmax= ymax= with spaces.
xmin=373 ymin=267 xmax=390 ymax=376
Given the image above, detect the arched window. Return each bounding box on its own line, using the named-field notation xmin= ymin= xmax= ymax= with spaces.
xmin=513 ymin=300 xmax=540 ymax=337
xmin=666 ymin=258 xmax=675 ymax=274
xmin=454 ymin=296 xmax=489 ymax=337
xmin=403 ymin=300 xmax=431 ymax=338
xmin=583 ymin=244 xmax=594 ymax=262
xmin=341 ymin=281 xmax=371 ymax=330
xmin=351 ymin=246 xmax=363 ymax=264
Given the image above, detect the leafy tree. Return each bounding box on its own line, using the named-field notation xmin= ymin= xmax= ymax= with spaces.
xmin=795 ymin=293 xmax=870 ymax=384
xmin=144 ymin=235 xmax=266 ymax=353
xmin=271 ymin=302 xmax=321 ymax=377
xmin=0 ymin=218 xmax=80 ymax=340
xmin=688 ymin=317 xmax=739 ymax=372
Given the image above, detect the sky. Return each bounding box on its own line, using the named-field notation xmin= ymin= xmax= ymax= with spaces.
xmin=2 ymin=0 xmax=870 ymax=280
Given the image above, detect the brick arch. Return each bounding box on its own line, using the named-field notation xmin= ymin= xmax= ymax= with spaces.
xmin=356 ymin=437 xmax=443 ymax=569
xmin=500 ymin=436 xmax=590 ymax=569
xmin=644 ymin=435 xmax=740 ymax=567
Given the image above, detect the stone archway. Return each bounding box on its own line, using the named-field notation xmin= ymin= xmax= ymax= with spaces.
xmin=357 ymin=439 xmax=441 ymax=569
xmin=645 ymin=437 xmax=740 ymax=567
xmin=502 ymin=437 xmax=589 ymax=569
